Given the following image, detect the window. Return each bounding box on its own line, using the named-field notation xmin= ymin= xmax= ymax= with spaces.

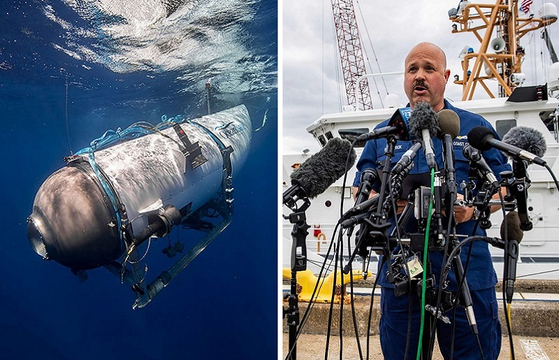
xmin=339 ymin=128 xmax=369 ymax=147
xmin=495 ymin=119 xmax=516 ymax=139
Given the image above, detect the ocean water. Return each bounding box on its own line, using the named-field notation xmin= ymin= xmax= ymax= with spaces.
xmin=0 ymin=1 xmax=277 ymax=359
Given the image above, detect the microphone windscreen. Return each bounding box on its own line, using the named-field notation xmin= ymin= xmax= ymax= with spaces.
xmin=291 ymin=138 xmax=356 ymax=198
xmin=500 ymin=210 xmax=524 ymax=243
xmin=467 ymin=126 xmax=494 ymax=151
xmin=408 ymin=102 xmax=440 ymax=139
xmin=437 ymin=109 xmax=460 ymax=139
xmin=502 ymin=126 xmax=546 ymax=158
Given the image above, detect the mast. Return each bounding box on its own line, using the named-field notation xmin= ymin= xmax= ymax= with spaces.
xmin=449 ymin=0 xmax=557 ymax=100
xmin=331 ymin=0 xmax=373 ymax=110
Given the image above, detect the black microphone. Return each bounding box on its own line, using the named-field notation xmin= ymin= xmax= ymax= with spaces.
xmin=356 ymin=107 xmax=412 ymax=142
xmin=391 ymin=142 xmax=422 ymax=175
xmin=509 ymin=162 xmax=533 ymax=231
xmin=283 ymin=138 xmax=357 ymax=205
xmin=462 ymin=144 xmax=499 ymax=186
xmin=354 ymin=168 xmax=377 ymax=205
xmin=342 ymin=193 xmax=381 ymax=221
xmin=475 ymin=126 xmax=544 ymax=230
xmin=468 ymin=126 xmax=546 ymax=166
xmin=408 ymin=102 xmax=440 ymax=169
xmin=484 ymin=236 xmax=505 ymax=250
xmin=341 ymin=195 xmax=380 ymax=227
xmin=356 ymin=126 xmax=399 ymax=141
xmin=500 ymin=211 xmax=523 ymax=303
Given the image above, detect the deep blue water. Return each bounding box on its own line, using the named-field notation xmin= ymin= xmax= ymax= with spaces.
xmin=0 ymin=1 xmax=277 ymax=359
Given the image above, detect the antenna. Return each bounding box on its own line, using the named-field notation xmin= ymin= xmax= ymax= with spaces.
xmin=449 ymin=0 xmax=558 ymax=100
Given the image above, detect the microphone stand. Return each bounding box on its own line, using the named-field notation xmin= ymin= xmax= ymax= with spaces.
xmin=422 ymin=134 xmax=452 ymax=359
xmin=445 ymin=134 xmax=479 ymax=340
xmin=448 ymin=136 xmax=481 ymax=344
xmin=424 ymin=134 xmax=480 ymax=359
xmin=345 ymin=135 xmax=397 ymax=276
xmin=283 ymin=195 xmax=311 ymax=360
xmin=502 ymin=162 xmax=529 ymax=304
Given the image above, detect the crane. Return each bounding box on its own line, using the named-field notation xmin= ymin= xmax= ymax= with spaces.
xmin=331 ymin=0 xmax=373 ymax=110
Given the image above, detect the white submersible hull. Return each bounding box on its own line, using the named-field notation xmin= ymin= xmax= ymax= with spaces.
xmin=27 ymin=105 xmax=251 ymax=306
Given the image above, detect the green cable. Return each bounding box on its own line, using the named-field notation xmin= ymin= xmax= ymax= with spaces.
xmin=417 ymin=168 xmax=435 ymax=360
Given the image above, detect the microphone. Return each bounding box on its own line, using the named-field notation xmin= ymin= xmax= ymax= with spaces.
xmin=342 ymin=192 xmax=381 ymax=220
xmin=354 ymin=169 xmax=377 ymax=205
xmin=462 ymin=144 xmax=498 ymax=186
xmin=437 ymin=109 xmax=461 ymax=196
xmin=356 ymin=107 xmax=412 ymax=141
xmin=500 ymin=211 xmax=523 ymax=303
xmin=468 ymin=126 xmax=546 ymax=166
xmin=500 ymin=210 xmax=524 ymax=243
xmin=502 ymin=126 xmax=546 ymax=162
xmin=340 ymin=195 xmax=380 ymax=227
xmin=391 ymin=142 xmax=422 ymax=175
xmin=283 ymin=138 xmax=357 ymax=205
xmin=408 ymin=102 xmax=440 ymax=169
xmin=355 ymin=126 xmax=399 ymax=141
xmin=437 ymin=109 xmax=460 ymax=139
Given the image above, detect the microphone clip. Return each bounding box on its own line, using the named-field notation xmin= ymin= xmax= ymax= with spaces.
xmin=282 ymin=183 xmax=311 ymax=213
xmin=500 ymin=168 xmax=533 ymax=231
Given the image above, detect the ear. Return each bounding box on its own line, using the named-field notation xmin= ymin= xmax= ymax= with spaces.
xmin=444 ymin=69 xmax=451 ymax=83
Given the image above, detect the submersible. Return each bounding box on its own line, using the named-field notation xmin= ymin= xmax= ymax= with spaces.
xmin=27 ymin=105 xmax=251 ymax=307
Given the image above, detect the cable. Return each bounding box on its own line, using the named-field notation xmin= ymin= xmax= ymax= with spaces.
xmin=347 ymin=233 xmax=365 ymax=360
xmin=544 ymin=164 xmax=559 ymax=192
xmin=284 ymin=223 xmax=341 ymax=360
xmin=449 ymin=204 xmax=489 ymax=360
xmin=322 ymin=228 xmax=346 ymax=358
xmin=499 ymin=191 xmax=516 ymax=360
xmin=429 ymin=172 xmax=460 ymax=360
xmin=285 ymin=138 xmax=358 ymax=360
xmin=338 ymin=230 xmax=344 ymax=360
xmin=321 ymin=139 xmax=357 ymax=359
xmin=416 ymin=168 xmax=435 ymax=360
xmin=366 ymin=257 xmax=383 ymax=360
xmin=387 ymin=178 xmax=414 ymax=360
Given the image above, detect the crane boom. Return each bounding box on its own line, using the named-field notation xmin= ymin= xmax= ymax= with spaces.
xmin=331 ymin=0 xmax=372 ymax=110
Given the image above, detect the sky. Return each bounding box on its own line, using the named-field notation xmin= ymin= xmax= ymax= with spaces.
xmin=281 ymin=0 xmax=559 ymax=154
